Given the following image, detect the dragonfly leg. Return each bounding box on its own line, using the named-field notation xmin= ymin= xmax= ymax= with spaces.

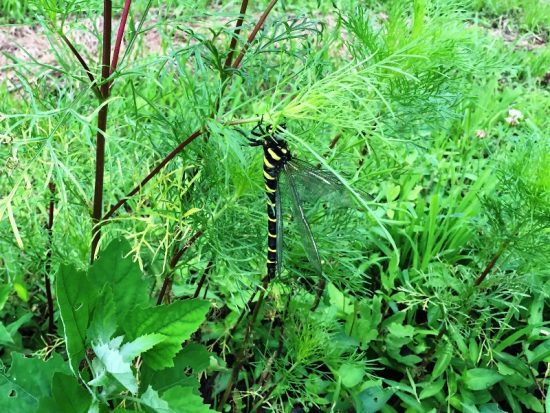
xmin=251 ymin=119 xmax=267 ymax=138
xmin=235 ymin=127 xmax=263 ymax=146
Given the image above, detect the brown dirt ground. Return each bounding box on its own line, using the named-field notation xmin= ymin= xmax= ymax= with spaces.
xmin=0 ymin=12 xmax=547 ymax=92
xmin=0 ymin=16 xmax=191 ymax=91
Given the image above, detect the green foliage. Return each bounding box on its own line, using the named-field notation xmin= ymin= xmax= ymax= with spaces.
xmin=473 ymin=0 xmax=550 ymax=32
xmin=2 ymin=240 xmax=210 ymax=411
xmin=0 ymin=353 xmax=70 ymax=413
xmin=1 ymin=0 xmax=549 ymax=412
xmin=36 ymin=373 xmax=92 ymax=413
xmin=124 ymin=300 xmax=210 ymax=370
xmin=0 ymin=0 xmax=31 ymax=23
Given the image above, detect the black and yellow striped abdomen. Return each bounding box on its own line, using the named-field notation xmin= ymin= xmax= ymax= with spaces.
xmin=262 ymin=139 xmax=291 ymax=279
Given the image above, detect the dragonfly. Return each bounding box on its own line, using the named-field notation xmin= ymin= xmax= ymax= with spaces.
xmin=245 ymin=120 xmax=356 ymax=305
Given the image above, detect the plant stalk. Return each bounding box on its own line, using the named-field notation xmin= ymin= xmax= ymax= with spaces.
xmin=156 ymin=228 xmax=205 ymax=304
xmin=223 ymin=0 xmax=249 ymax=70
xmin=103 ymin=129 xmax=203 ymax=221
xmin=232 ymin=0 xmax=278 ymax=69
xmin=111 ymin=0 xmax=132 ymax=75
xmin=193 ymin=261 xmax=213 ymax=298
xmin=474 ymin=240 xmax=509 ymax=286
xmin=218 ymin=277 xmax=270 ymax=410
xmin=90 ymin=0 xmax=113 ymax=263
xmin=59 ymin=33 xmax=101 ymax=98
xmin=44 ymin=182 xmax=56 ymax=335
xmin=103 ymin=1 xmax=278 ymax=221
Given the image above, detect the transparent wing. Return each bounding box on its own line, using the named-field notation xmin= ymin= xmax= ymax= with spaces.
xmin=282 ymin=162 xmax=323 ymax=276
xmin=285 ymin=158 xmax=356 ymax=207
xmin=276 ymin=179 xmax=284 ymax=277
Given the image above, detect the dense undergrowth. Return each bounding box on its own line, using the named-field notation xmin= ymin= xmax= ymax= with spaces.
xmin=1 ymin=0 xmax=549 ymax=412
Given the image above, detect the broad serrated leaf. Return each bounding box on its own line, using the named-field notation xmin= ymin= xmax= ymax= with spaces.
xmin=124 ymin=300 xmax=209 ymax=370
xmin=178 ymin=343 xmax=216 ymax=373
xmin=419 ymin=379 xmax=445 ymax=400
xmin=140 ymin=386 xmax=173 ymax=413
xmin=89 ymin=239 xmax=149 ymax=321
xmin=140 ymin=351 xmax=202 ymax=394
xmin=56 ymin=265 xmax=95 ymax=373
xmin=462 ymin=368 xmax=503 ymax=391
xmin=120 ymin=334 xmax=167 ymax=360
xmin=518 ymin=392 xmax=544 ymax=412
xmin=0 ymin=353 xmax=70 ymax=413
xmin=529 ymin=339 xmax=550 ymax=364
xmin=90 ymin=336 xmax=137 ymax=394
xmin=90 ymin=334 xmax=163 ymax=394
xmin=87 ymin=285 xmax=117 ymax=343
xmin=36 ymin=373 xmax=92 ymax=413
xmin=163 ymin=386 xmax=215 ymax=413
xmin=432 ymin=342 xmax=452 ymax=379
xmin=479 ymin=403 xmax=508 ymax=413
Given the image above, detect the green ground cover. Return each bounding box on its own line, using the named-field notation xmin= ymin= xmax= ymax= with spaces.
xmin=1 ymin=0 xmax=549 ymax=412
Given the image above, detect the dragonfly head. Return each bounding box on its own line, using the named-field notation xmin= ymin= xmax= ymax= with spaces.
xmin=265 ymin=123 xmax=289 ymax=150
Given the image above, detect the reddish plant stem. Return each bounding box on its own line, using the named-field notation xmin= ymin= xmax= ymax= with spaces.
xmin=417 ymin=240 xmax=512 ymax=379
xmin=229 ymin=288 xmax=258 ymax=336
xmin=232 ymin=0 xmax=278 ymax=69
xmin=90 ymin=0 xmax=113 ymax=263
xmin=170 ymin=228 xmax=205 ymax=268
xmin=223 ymin=0 xmax=249 ymax=69
xmin=193 ymin=261 xmax=213 ymax=298
xmin=103 ymin=130 xmax=203 ymax=221
xmin=103 ymin=1 xmax=278 ymax=222
xmin=219 ymin=278 xmax=270 ymax=410
xmin=157 ymin=228 xmax=205 ymax=305
xmin=45 ymin=182 xmax=56 ymax=335
xmin=59 ymin=33 xmax=101 ymax=98
xmin=474 ymin=241 xmax=509 ymax=286
xmin=111 ymin=0 xmax=132 ymax=74
xmin=156 ymin=273 xmax=173 ymax=306
xmin=250 ymin=298 xmax=291 ymax=411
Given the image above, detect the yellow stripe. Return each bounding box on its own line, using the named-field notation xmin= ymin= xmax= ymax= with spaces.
xmin=267 ymin=199 xmax=275 ymax=207
xmin=264 ymin=157 xmax=274 ymax=168
xmin=268 ymin=148 xmax=281 ymax=161
xmin=265 ymin=184 xmax=276 ymax=194
xmin=268 ymin=247 xmax=277 ymax=253
xmin=267 ymin=260 xmax=276 ymax=264
xmin=263 ymin=170 xmax=275 ymax=180
xmin=268 ymin=232 xmax=277 ymax=238
xmin=268 ymin=216 xmax=276 ymax=222
xmin=281 ymin=148 xmax=288 ymax=154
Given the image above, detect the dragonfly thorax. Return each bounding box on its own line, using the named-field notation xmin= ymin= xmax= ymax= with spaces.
xmin=262 ymin=136 xmax=292 ymax=172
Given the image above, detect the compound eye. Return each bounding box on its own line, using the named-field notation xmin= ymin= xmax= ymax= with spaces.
xmin=266 ymin=125 xmax=273 ymax=133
